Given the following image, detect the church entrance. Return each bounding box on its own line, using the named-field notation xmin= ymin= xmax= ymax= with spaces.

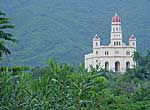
xmin=115 ymin=61 xmax=120 ymax=72
xmin=126 ymin=62 xmax=130 ymax=70
xmin=105 ymin=62 xmax=109 ymax=71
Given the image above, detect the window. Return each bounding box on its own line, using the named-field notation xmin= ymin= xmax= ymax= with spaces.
xmin=115 ymin=61 xmax=120 ymax=72
xmin=114 ymin=42 xmax=121 ymax=46
xmin=114 ymin=42 xmax=120 ymax=46
xmin=116 ymin=27 xmax=118 ymax=31
xmin=113 ymin=27 xmax=115 ymax=31
xmin=133 ymin=42 xmax=135 ymax=46
xmin=96 ymin=60 xmax=98 ymax=63
xmin=96 ymin=42 xmax=98 ymax=46
xmin=105 ymin=51 xmax=109 ymax=55
xmin=116 ymin=42 xmax=118 ymax=45
xmin=105 ymin=62 xmax=109 ymax=71
xmin=126 ymin=51 xmax=130 ymax=55
xmin=115 ymin=51 xmax=119 ymax=54
xmin=126 ymin=62 xmax=130 ymax=70
xmin=96 ymin=51 xmax=98 ymax=55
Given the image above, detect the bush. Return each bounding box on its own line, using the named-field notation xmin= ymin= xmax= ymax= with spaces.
xmin=0 ymin=60 xmax=150 ymax=110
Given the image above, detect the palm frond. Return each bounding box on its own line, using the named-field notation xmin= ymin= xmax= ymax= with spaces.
xmin=0 ymin=30 xmax=17 ymax=43
xmin=0 ymin=25 xmax=15 ymax=29
xmin=0 ymin=11 xmax=16 ymax=58
xmin=0 ymin=11 xmax=6 ymax=15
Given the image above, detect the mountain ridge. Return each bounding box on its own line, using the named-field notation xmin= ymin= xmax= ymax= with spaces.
xmin=0 ymin=0 xmax=150 ymax=66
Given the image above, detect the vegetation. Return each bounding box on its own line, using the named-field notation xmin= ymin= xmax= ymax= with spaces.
xmin=0 ymin=55 xmax=150 ymax=109
xmin=0 ymin=0 xmax=150 ymax=66
xmin=0 ymin=11 xmax=16 ymax=58
xmin=0 ymin=6 xmax=150 ymax=110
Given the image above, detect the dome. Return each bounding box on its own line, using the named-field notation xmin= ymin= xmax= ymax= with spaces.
xmin=112 ymin=13 xmax=121 ymax=22
xmin=129 ymin=34 xmax=136 ymax=40
xmin=94 ymin=34 xmax=99 ymax=38
xmin=93 ymin=34 xmax=100 ymax=40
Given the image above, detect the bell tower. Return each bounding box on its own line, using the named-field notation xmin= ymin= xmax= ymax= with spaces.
xmin=110 ymin=13 xmax=122 ymax=46
xmin=129 ymin=34 xmax=136 ymax=47
xmin=93 ymin=34 xmax=100 ymax=48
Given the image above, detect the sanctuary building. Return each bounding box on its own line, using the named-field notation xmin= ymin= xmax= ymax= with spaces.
xmin=85 ymin=13 xmax=136 ymax=73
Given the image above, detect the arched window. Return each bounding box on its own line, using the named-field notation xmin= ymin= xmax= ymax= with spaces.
xmin=105 ymin=51 xmax=109 ymax=55
xmin=116 ymin=42 xmax=118 ymax=45
xmin=126 ymin=61 xmax=130 ymax=70
xmin=116 ymin=27 xmax=118 ymax=31
xmin=96 ymin=60 xmax=98 ymax=63
xmin=115 ymin=61 xmax=120 ymax=72
xmin=105 ymin=62 xmax=109 ymax=71
xmin=113 ymin=27 xmax=115 ymax=31
xmin=119 ymin=42 xmax=121 ymax=45
xmin=133 ymin=42 xmax=135 ymax=46
xmin=96 ymin=42 xmax=98 ymax=46
xmin=96 ymin=51 xmax=98 ymax=55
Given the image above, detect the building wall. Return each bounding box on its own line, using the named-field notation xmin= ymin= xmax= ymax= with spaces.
xmin=85 ymin=53 xmax=93 ymax=70
xmin=85 ymin=45 xmax=136 ymax=73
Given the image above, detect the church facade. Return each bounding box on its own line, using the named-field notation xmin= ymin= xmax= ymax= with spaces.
xmin=85 ymin=13 xmax=136 ymax=73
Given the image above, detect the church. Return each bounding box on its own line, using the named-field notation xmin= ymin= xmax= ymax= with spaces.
xmin=85 ymin=13 xmax=136 ymax=73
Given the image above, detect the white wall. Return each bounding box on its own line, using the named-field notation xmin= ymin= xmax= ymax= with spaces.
xmin=85 ymin=45 xmax=136 ymax=73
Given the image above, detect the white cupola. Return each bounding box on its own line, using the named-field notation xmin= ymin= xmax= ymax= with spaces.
xmin=93 ymin=34 xmax=100 ymax=48
xmin=129 ymin=34 xmax=136 ymax=47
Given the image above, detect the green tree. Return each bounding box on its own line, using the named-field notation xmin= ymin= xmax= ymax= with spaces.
xmin=132 ymin=51 xmax=142 ymax=66
xmin=0 ymin=11 xmax=16 ymax=58
xmin=145 ymin=51 xmax=150 ymax=72
xmin=0 ymin=59 xmax=150 ymax=110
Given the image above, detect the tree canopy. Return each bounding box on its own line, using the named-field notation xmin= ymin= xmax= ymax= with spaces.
xmin=0 ymin=58 xmax=150 ymax=110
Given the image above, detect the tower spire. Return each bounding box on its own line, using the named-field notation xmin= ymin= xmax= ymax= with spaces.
xmin=111 ymin=13 xmax=122 ymax=46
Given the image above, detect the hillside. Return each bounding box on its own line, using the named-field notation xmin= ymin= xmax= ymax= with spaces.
xmin=0 ymin=0 xmax=150 ymax=66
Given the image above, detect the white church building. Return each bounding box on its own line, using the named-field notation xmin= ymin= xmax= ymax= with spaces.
xmin=85 ymin=13 xmax=136 ymax=73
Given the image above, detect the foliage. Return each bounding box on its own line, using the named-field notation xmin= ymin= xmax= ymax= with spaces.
xmin=0 ymin=6 xmax=150 ymax=110
xmin=0 ymin=11 xmax=16 ymax=58
xmin=0 ymin=0 xmax=150 ymax=66
xmin=0 ymin=59 xmax=150 ymax=110
xmin=131 ymin=51 xmax=150 ymax=79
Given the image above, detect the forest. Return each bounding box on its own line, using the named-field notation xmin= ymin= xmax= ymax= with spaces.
xmin=0 ymin=7 xmax=150 ymax=110
xmin=0 ymin=0 xmax=149 ymax=66
xmin=0 ymin=54 xmax=150 ymax=109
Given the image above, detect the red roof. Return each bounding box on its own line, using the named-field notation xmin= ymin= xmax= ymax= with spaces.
xmin=112 ymin=13 xmax=121 ymax=22
xmin=129 ymin=34 xmax=136 ymax=40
